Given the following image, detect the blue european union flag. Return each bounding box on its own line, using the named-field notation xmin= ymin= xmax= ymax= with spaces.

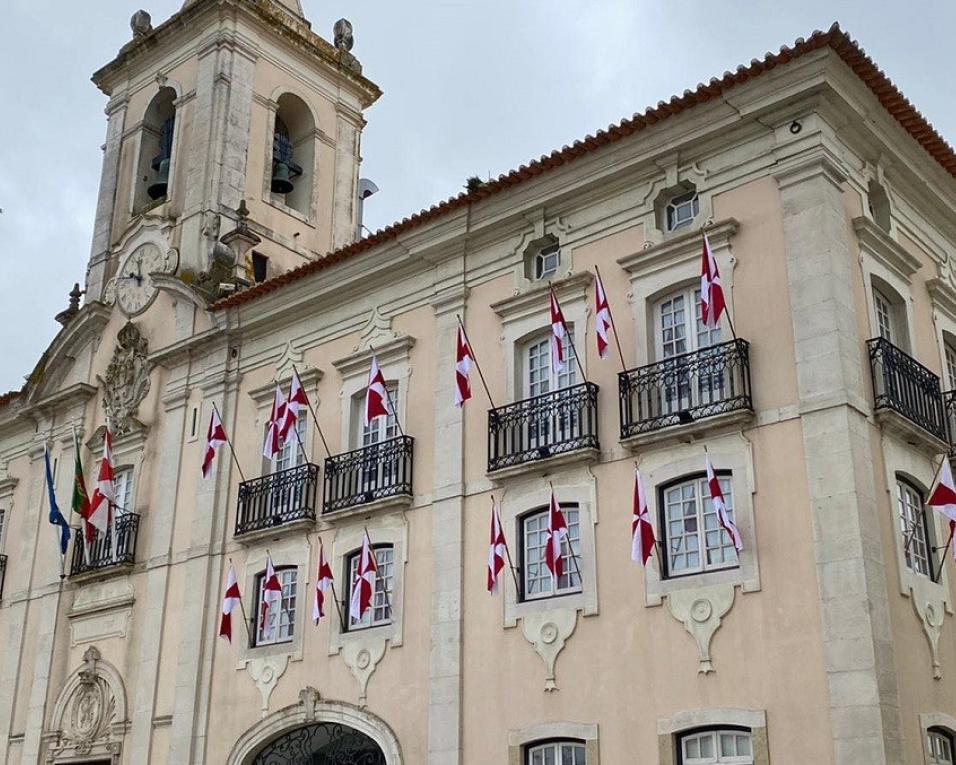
xmin=44 ymin=447 xmax=70 ymax=556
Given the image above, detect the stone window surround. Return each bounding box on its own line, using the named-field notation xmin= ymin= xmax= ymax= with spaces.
xmin=85 ymin=425 xmax=149 ymax=520
xmin=497 ymin=467 xmax=598 ymax=628
xmin=508 ymin=722 xmax=599 ymax=765
xmin=927 ymin=276 xmax=956 ymax=392
xmin=326 ymin=515 xmax=408 ymax=653
xmin=657 ymin=708 xmax=768 ymax=765
xmin=509 ymin=211 xmax=574 ymax=293
xmin=125 ymin=78 xmax=185 ymax=217
xmin=617 ymin=218 xmax=738 ymax=369
xmin=921 ymin=713 xmax=956 ymax=765
xmin=638 ymin=433 xmax=760 ymax=607
xmin=642 ymin=157 xmax=713 ymax=242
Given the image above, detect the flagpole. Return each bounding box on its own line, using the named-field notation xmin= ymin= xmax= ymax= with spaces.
xmin=229 ymin=557 xmax=253 ymax=646
xmin=367 ymin=344 xmax=406 ymax=439
xmin=593 ymin=265 xmax=629 ymax=372
xmin=71 ymin=424 xmax=92 ymax=567
xmin=548 ymin=481 xmax=585 ymax=588
xmin=932 ymin=524 xmax=955 ymax=584
xmin=315 ymin=535 xmax=346 ymax=632
xmin=455 ymin=314 xmax=497 ymax=409
xmin=211 ymin=402 xmax=247 ymax=483
xmin=363 ymin=526 xmax=392 ymax=616
xmin=291 ymin=364 xmax=332 ymax=459
xmin=549 ymin=284 xmax=588 ymax=384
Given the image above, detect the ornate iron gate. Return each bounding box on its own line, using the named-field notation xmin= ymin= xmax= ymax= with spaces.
xmin=252 ymin=722 xmax=386 ymax=764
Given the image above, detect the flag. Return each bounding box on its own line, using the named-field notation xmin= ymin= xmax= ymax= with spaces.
xmin=487 ymin=498 xmax=507 ymax=594
xmin=363 ymin=355 xmax=390 ymax=427
xmin=545 ymin=490 xmax=569 ymax=583
xmin=44 ymin=447 xmax=70 ymax=555
xmin=259 ymin=554 xmax=283 ymax=641
xmin=87 ymin=428 xmax=116 ymax=535
xmin=262 ymin=385 xmax=287 ymax=460
xmin=700 ymin=231 xmax=727 ymax=330
xmin=349 ymin=532 xmax=378 ymax=621
xmin=454 ymin=325 xmax=473 ymax=408
xmin=550 ymin=289 xmax=567 ymax=373
xmin=594 ymin=271 xmax=612 ymax=360
xmin=219 ymin=563 xmax=242 ymax=643
xmin=927 ymin=459 xmax=956 ymax=563
xmin=201 ymin=408 xmax=228 ymax=479
xmin=706 ymin=456 xmax=742 ymax=552
xmin=313 ymin=539 xmax=334 ymax=625
xmin=631 ymin=468 xmax=656 ymax=566
xmin=281 ymin=370 xmax=310 ymax=443
xmin=71 ymin=428 xmax=94 ymax=544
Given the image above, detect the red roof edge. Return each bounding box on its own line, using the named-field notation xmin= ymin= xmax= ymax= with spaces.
xmin=212 ymin=22 xmax=956 ymax=312
xmin=0 ymin=391 xmax=21 ymax=410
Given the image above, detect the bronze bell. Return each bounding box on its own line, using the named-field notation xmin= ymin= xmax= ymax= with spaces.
xmin=147 ymin=157 xmax=169 ymax=200
xmin=271 ymin=161 xmax=295 ymax=195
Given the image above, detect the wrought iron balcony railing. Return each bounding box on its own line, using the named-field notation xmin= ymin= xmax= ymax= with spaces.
xmin=0 ymin=554 xmax=6 ymax=599
xmin=868 ymin=337 xmax=946 ymax=443
xmin=619 ymin=339 xmax=753 ymax=438
xmin=70 ymin=513 xmax=140 ymax=577
xmin=945 ymin=390 xmax=956 ymax=454
xmin=235 ymin=462 xmax=320 ymax=536
xmin=488 ymin=382 xmax=600 ymax=473
xmin=323 ymin=436 xmax=414 ymax=514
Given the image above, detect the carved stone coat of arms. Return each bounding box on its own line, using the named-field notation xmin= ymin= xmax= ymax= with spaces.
xmin=100 ymin=322 xmax=150 ymax=435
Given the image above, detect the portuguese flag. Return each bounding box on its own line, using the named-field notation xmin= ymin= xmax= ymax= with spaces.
xmin=71 ymin=428 xmax=93 ymax=543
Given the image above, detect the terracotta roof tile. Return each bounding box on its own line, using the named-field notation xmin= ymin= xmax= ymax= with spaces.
xmin=0 ymin=391 xmax=21 ymax=409
xmin=213 ymin=23 xmax=955 ymax=312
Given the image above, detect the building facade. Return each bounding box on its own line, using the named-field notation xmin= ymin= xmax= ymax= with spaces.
xmin=1 ymin=2 xmax=956 ymax=763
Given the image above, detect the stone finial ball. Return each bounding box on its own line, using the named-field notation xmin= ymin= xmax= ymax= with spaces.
xmin=130 ymin=10 xmax=153 ymax=37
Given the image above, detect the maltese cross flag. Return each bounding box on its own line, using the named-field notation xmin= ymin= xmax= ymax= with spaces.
xmin=281 ymin=369 xmax=310 ymax=444
xmin=545 ymin=491 xmax=570 ymax=584
xmin=631 ymin=468 xmax=657 ymax=566
xmin=487 ymin=498 xmax=507 ymax=594
xmin=363 ymin=355 xmax=390 ymax=427
xmin=349 ymin=532 xmax=379 ymax=621
xmin=595 ymin=270 xmax=613 ymax=360
xmin=706 ymin=456 xmax=742 ymax=552
xmin=262 ymin=385 xmax=288 ymax=461
xmin=201 ymin=408 xmax=227 ymax=479
xmin=550 ymin=290 xmax=567 ymax=373
xmin=218 ymin=563 xmax=242 ymax=643
xmin=259 ymin=554 xmax=283 ymax=641
xmin=313 ymin=539 xmax=334 ymax=625
xmin=454 ymin=325 xmax=473 ymax=408
xmin=87 ymin=428 xmax=116 ymax=535
xmin=700 ymin=231 xmax=727 ymax=330
xmin=927 ymin=458 xmax=956 ymax=563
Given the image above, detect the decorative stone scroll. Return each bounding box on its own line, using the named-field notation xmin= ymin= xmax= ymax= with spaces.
xmin=99 ymin=322 xmax=150 ymax=435
xmin=520 ymin=608 xmax=578 ymax=692
xmin=666 ymin=584 xmax=735 ymax=674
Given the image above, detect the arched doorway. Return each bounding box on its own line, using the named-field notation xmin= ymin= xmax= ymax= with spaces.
xmin=251 ymin=722 xmax=386 ymax=765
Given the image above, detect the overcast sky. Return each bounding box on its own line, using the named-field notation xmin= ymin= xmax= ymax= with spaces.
xmin=1 ymin=0 xmax=954 ymax=392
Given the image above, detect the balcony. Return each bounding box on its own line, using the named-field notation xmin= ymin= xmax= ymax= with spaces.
xmin=868 ymin=337 xmax=947 ymax=450
xmin=619 ymin=339 xmax=753 ymax=446
xmin=945 ymin=390 xmax=956 ymax=455
xmin=323 ymin=436 xmax=414 ymax=515
xmin=487 ymin=382 xmax=600 ymax=475
xmin=70 ymin=513 xmax=140 ymax=578
xmin=0 ymin=554 xmax=6 ymax=598
xmin=235 ymin=462 xmax=320 ymax=538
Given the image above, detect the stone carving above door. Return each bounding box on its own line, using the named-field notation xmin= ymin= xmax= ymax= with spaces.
xmin=99 ymin=322 xmax=150 ymax=435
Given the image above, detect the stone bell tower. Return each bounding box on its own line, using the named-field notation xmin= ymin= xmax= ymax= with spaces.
xmin=84 ymin=0 xmax=381 ymax=306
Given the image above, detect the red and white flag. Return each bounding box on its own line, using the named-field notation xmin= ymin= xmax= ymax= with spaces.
xmin=550 ymin=290 xmax=567 ymax=373
xmin=87 ymin=428 xmax=116 ymax=535
xmin=262 ymin=385 xmax=288 ymax=460
xmin=706 ymin=456 xmax=742 ymax=552
xmin=454 ymin=325 xmax=473 ymax=408
xmin=349 ymin=532 xmax=378 ymax=621
xmin=218 ymin=563 xmax=242 ymax=643
xmin=363 ymin=355 xmax=390 ymax=427
xmin=927 ymin=458 xmax=956 ymax=562
xmin=487 ymin=498 xmax=507 ymax=594
xmin=281 ymin=370 xmax=309 ymax=444
xmin=631 ymin=468 xmax=657 ymax=566
xmin=259 ymin=554 xmax=283 ymax=641
xmin=545 ymin=490 xmax=569 ymax=584
xmin=700 ymin=231 xmax=727 ymax=330
xmin=595 ymin=271 xmax=613 ymax=360
xmin=313 ymin=539 xmax=334 ymax=625
xmin=201 ymin=408 xmax=228 ymax=479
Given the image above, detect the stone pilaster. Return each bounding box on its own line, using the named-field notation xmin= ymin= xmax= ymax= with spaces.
xmin=331 ymin=105 xmax=363 ymax=251
xmin=775 ymin=151 xmax=902 ymax=764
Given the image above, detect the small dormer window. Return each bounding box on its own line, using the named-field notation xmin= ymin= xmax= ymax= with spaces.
xmin=666 ymin=190 xmax=700 ymax=231
xmin=535 ymin=243 xmax=561 ymax=281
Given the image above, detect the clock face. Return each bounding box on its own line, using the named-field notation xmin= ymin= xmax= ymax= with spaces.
xmin=116 ymin=243 xmax=165 ymax=316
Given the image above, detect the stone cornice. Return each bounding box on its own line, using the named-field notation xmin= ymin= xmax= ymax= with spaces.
xmin=332 ymin=336 xmax=415 ymax=379
xmin=148 ymin=327 xmax=226 ymax=369
xmin=247 ymin=366 xmax=323 ymax=405
xmin=0 ymin=476 xmax=18 ymax=501
xmin=491 ymin=271 xmax=593 ymax=322
xmin=928 ymin=277 xmax=956 ymax=323
xmin=19 ymin=383 xmax=98 ymax=422
xmin=617 ymin=218 xmax=739 ymax=275
xmin=853 ymin=216 xmax=922 ymax=282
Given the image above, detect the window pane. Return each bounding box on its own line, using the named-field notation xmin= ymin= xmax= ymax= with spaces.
xmin=681 ymin=729 xmax=752 ymax=764
xmin=897 ymin=480 xmax=931 ymax=577
xmin=256 ymin=568 xmax=297 ymax=645
xmin=874 ymin=289 xmax=895 ymax=343
xmin=348 ymin=546 xmax=394 ymax=629
xmin=522 ymin=508 xmax=581 ymax=599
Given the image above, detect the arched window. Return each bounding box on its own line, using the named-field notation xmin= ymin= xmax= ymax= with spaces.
xmin=896 ymin=476 xmax=935 ymax=579
xmin=929 ymin=727 xmax=955 ymax=765
xmin=519 ymin=504 xmax=582 ymax=600
xmin=659 ymin=472 xmax=738 ymax=578
xmin=346 ymin=544 xmax=394 ymax=630
xmin=525 ymin=739 xmax=587 ymax=765
xmin=271 ymin=93 xmax=315 ymax=217
xmin=253 ymin=565 xmax=297 ymax=646
xmin=870 ymin=278 xmax=908 ymax=351
xmin=251 ymin=722 xmax=386 ymax=765
xmin=135 ymin=87 xmax=177 ymax=210
xmin=679 ymin=728 xmax=753 ymax=764
xmin=943 ymin=334 xmax=956 ymax=390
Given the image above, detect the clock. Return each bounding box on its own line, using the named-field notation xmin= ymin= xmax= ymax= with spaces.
xmin=112 ymin=243 xmax=176 ymax=316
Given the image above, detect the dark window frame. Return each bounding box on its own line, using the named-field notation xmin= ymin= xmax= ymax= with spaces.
xmin=250 ymin=564 xmax=298 ymax=648
xmin=516 ymin=503 xmax=582 ymax=603
xmin=896 ymin=474 xmax=938 ymax=582
xmin=675 ymin=725 xmax=751 ymax=765
xmin=523 ymin=737 xmax=587 ymax=765
xmin=343 ymin=543 xmax=395 ymax=633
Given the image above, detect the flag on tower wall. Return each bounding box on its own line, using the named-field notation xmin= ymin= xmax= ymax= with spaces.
xmin=44 ymin=447 xmax=71 ymax=556
xmin=927 ymin=458 xmax=956 ymax=562
xmin=219 ymin=563 xmax=242 ymax=643
xmin=487 ymin=498 xmax=507 ymax=594
xmin=281 ymin=370 xmax=310 ymax=443
xmin=259 ymin=554 xmax=283 ymax=641
xmin=71 ymin=428 xmax=94 ymax=544
xmin=594 ymin=271 xmax=613 ymax=360
xmin=545 ymin=490 xmax=569 ymax=583
xmin=631 ymin=468 xmax=656 ymax=566
xmin=262 ymin=385 xmax=288 ymax=460
xmin=313 ymin=539 xmax=334 ymax=625
xmin=706 ymin=456 xmax=742 ymax=552
xmin=454 ymin=325 xmax=473 ymax=408
xmin=87 ymin=428 xmax=116 ymax=535
xmin=700 ymin=231 xmax=727 ymax=330
xmin=550 ymin=290 xmax=567 ymax=373
xmin=201 ymin=408 xmax=228 ymax=479
xmin=349 ymin=532 xmax=378 ymax=621
xmin=363 ymin=355 xmax=390 ymax=427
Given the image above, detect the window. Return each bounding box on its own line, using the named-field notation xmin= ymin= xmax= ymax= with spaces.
xmin=525 ymin=334 xmax=575 ymax=398
xmin=360 ymin=384 xmax=399 ymax=448
xmin=874 ymin=287 xmax=896 ymax=344
xmin=661 ymin=474 xmax=737 ymax=577
xmin=929 ymin=728 xmax=955 ymax=765
xmin=680 ymin=729 xmax=753 ymax=764
xmin=251 ymin=252 xmax=269 ymax=284
xmin=521 ymin=506 xmax=581 ymax=599
xmin=534 ymin=243 xmax=561 ymax=281
xmin=135 ymin=87 xmax=177 ymax=210
xmin=113 ymin=468 xmax=134 ymax=515
xmin=525 ymin=740 xmax=586 ymax=765
xmin=255 ymin=566 xmax=297 ymax=646
xmin=897 ymin=478 xmax=934 ymax=578
xmin=657 ymin=287 xmax=721 ymax=360
xmin=347 ymin=545 xmax=394 ymax=630
xmin=666 ymin=190 xmax=700 ymax=232
xmin=276 ymin=416 xmax=307 ymax=472
xmin=944 ymin=340 xmax=956 ymax=390
xmin=271 ymin=93 xmax=315 ymax=216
